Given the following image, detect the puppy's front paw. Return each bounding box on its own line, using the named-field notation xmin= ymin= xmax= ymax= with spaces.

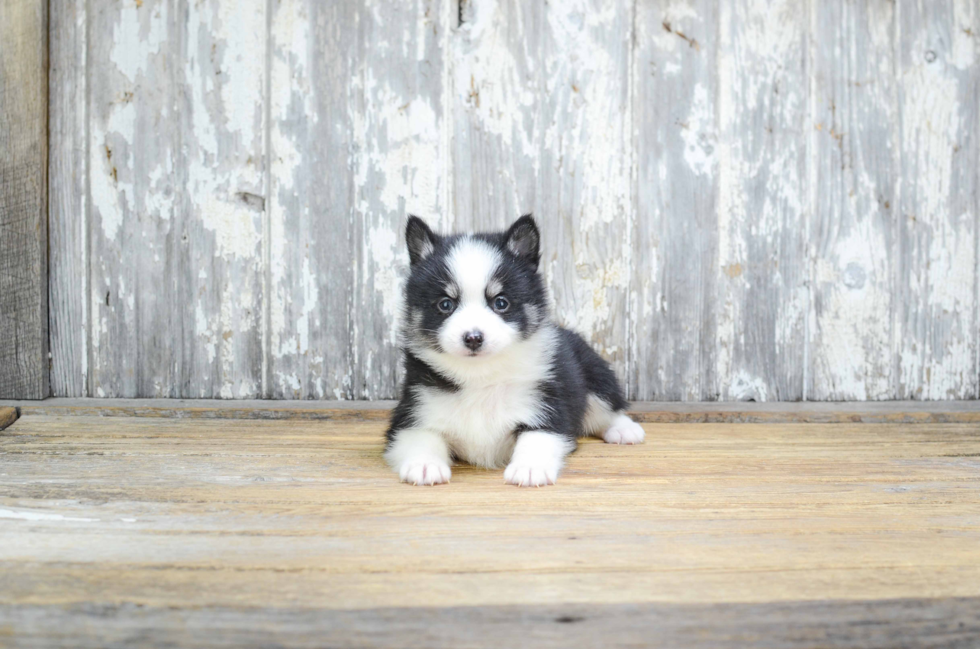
xmin=504 ymin=461 xmax=558 ymax=487
xmin=603 ymin=414 xmax=645 ymax=445
xmin=398 ymin=459 xmax=451 ymax=486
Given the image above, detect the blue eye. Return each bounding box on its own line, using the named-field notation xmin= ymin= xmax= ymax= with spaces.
xmin=437 ymin=298 xmax=455 ymax=314
xmin=493 ymin=296 xmax=510 ymax=312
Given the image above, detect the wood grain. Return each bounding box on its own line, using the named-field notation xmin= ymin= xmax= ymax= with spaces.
xmin=894 ymin=0 xmax=979 ymax=400
xmin=632 ymin=0 xmax=719 ymax=400
xmin=0 ymin=0 xmax=48 ymax=400
xmin=538 ymin=0 xmax=634 ymax=387
xmin=48 ymin=0 xmax=88 ymax=398
xmin=87 ymin=0 xmax=180 ymax=397
xmin=3 ymin=598 xmax=980 ymax=649
xmin=809 ymin=0 xmax=898 ymax=401
xmin=0 ymin=414 xmax=979 ymax=645
xmin=45 ymin=0 xmax=980 ymax=401
xmin=714 ymin=0 xmax=808 ymax=401
xmin=267 ymin=0 xmax=356 ymax=399
xmin=176 ymin=0 xmax=267 ymax=398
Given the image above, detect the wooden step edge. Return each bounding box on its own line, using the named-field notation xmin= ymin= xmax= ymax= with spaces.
xmin=1 ymin=399 xmax=978 ymax=424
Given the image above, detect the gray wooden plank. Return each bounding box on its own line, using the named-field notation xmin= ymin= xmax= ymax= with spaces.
xmin=267 ymin=0 xmax=357 ymax=399
xmin=2 ymin=598 xmax=979 ymax=649
xmin=451 ymin=0 xmax=542 ymax=232
xmin=895 ymin=0 xmax=979 ymax=399
xmin=712 ymin=0 xmax=808 ymax=401
xmin=176 ymin=0 xmax=266 ymax=397
xmin=0 ymin=0 xmax=48 ymax=400
xmin=808 ymin=0 xmax=899 ymax=400
xmin=88 ymin=0 xmax=180 ymax=397
xmin=631 ymin=1 xmax=719 ymax=401
xmin=349 ymin=0 xmax=452 ymax=399
xmin=537 ymin=0 xmax=634 ymax=393
xmin=48 ymin=0 xmax=88 ymax=398
xmin=452 ymin=0 xmax=634 ymax=389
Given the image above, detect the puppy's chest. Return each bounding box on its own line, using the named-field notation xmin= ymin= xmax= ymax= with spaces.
xmin=415 ymin=381 xmax=544 ymax=467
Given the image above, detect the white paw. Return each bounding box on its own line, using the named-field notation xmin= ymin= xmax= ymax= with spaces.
xmin=504 ymin=431 xmax=573 ymax=487
xmin=398 ymin=459 xmax=451 ymax=486
xmin=504 ymin=462 xmax=558 ymax=487
xmin=603 ymin=415 xmax=645 ymax=445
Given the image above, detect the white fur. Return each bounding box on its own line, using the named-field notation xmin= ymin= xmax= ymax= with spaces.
xmin=384 ymin=429 xmax=452 ymax=485
xmin=582 ymin=393 xmax=618 ymax=435
xmin=438 ymin=239 xmax=517 ymax=358
xmin=503 ymin=431 xmax=576 ymax=487
xmin=415 ymin=326 xmax=558 ymax=467
xmin=603 ymin=413 xmax=645 ymax=445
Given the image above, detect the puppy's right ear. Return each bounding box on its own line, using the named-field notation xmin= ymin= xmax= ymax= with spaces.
xmin=406 ymin=215 xmax=438 ymax=266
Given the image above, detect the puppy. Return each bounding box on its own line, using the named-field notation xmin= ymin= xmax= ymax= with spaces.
xmin=384 ymin=215 xmax=644 ymax=487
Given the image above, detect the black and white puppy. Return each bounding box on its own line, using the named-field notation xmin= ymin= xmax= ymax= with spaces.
xmin=385 ymin=215 xmax=644 ymax=487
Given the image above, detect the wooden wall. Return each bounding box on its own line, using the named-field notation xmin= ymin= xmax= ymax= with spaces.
xmin=1 ymin=0 xmax=48 ymax=399
xmin=46 ymin=0 xmax=980 ymax=401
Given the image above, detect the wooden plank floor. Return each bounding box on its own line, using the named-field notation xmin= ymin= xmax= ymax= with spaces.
xmin=1 ymin=411 xmax=979 ymax=647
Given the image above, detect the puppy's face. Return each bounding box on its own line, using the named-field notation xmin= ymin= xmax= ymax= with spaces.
xmin=402 ymin=215 xmax=547 ymax=359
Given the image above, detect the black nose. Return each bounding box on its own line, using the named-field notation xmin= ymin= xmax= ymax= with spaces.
xmin=463 ymin=330 xmax=484 ymax=351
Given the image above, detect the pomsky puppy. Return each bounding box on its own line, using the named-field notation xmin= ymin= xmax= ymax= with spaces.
xmin=385 ymin=215 xmax=645 ymax=487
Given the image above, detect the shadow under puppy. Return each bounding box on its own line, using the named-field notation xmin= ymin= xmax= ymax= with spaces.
xmin=385 ymin=215 xmax=644 ymax=487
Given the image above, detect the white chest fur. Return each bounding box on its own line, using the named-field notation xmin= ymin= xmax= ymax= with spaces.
xmin=412 ymin=326 xmax=557 ymax=468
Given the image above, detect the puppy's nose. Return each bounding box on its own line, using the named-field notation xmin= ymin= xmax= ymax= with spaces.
xmin=463 ymin=330 xmax=484 ymax=351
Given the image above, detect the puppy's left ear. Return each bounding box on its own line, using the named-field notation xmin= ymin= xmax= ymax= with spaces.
xmin=406 ymin=215 xmax=438 ymax=266
xmin=504 ymin=214 xmax=540 ymax=266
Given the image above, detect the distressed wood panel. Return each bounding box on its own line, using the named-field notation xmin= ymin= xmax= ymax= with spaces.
xmin=46 ymin=0 xmax=980 ymax=401
xmin=177 ymin=0 xmax=267 ymax=398
xmin=349 ymin=0 xmax=452 ymax=400
xmin=632 ymin=1 xmax=719 ymax=400
xmin=452 ymin=0 xmax=634 ymax=383
xmin=49 ymin=0 xmax=88 ymax=397
xmin=895 ymin=0 xmax=979 ymax=400
xmin=809 ymin=0 xmax=899 ymax=401
xmin=538 ymin=0 xmax=634 ymax=383
xmin=712 ymin=0 xmax=809 ymax=401
xmin=451 ymin=0 xmax=542 ymax=231
xmin=268 ymin=0 xmax=356 ymax=399
xmin=88 ymin=0 xmax=180 ymax=397
xmin=0 ymin=0 xmax=48 ymax=400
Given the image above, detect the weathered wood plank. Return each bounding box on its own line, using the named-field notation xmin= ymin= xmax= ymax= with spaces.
xmin=3 ymin=598 xmax=980 ymax=649
xmin=0 ymin=416 xmax=979 ymax=627
xmin=809 ymin=0 xmax=899 ymax=401
xmin=451 ymin=0 xmax=541 ymax=232
xmin=48 ymin=0 xmax=88 ymax=398
xmin=0 ymin=0 xmax=48 ymax=400
xmin=349 ymin=0 xmax=452 ymax=399
xmin=88 ymin=0 xmax=180 ymax=397
xmin=451 ymin=0 xmax=634 ymax=385
xmin=537 ymin=0 xmax=634 ymax=390
xmin=177 ymin=0 xmax=267 ymax=398
xmin=713 ymin=0 xmax=808 ymax=401
xmin=631 ymin=1 xmax=719 ymax=401
xmin=267 ymin=0 xmax=356 ymax=399
xmin=2 ymin=398 xmax=979 ymax=423
xmin=895 ymin=0 xmax=979 ymax=399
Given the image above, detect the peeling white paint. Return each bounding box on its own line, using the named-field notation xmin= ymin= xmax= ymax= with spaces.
xmin=0 ymin=509 xmax=99 ymax=523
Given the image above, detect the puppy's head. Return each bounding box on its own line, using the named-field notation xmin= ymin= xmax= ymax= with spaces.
xmin=401 ymin=215 xmax=547 ymax=359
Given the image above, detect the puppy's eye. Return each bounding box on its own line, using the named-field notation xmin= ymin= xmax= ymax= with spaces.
xmin=492 ymin=296 xmax=510 ymax=312
xmin=437 ymin=298 xmax=455 ymax=314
